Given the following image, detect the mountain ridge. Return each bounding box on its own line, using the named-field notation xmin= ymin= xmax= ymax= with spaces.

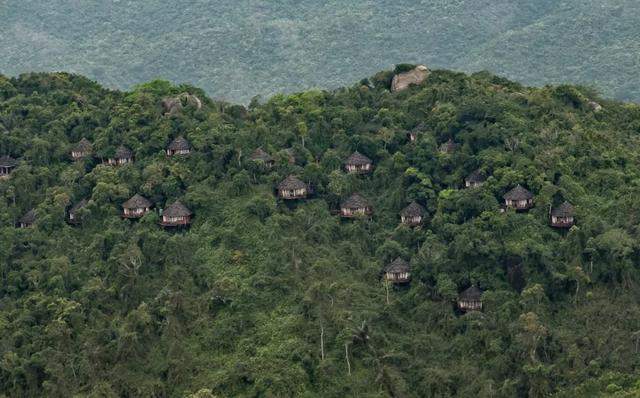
xmin=0 ymin=67 xmax=639 ymax=396
xmin=1 ymin=1 xmax=639 ymax=103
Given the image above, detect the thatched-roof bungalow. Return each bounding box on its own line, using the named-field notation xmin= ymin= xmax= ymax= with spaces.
xmin=439 ymin=139 xmax=457 ymax=154
xmin=71 ymin=138 xmax=93 ymax=160
xmin=465 ymin=170 xmax=486 ymax=188
xmin=68 ymin=199 xmax=87 ymax=225
xmin=340 ymin=193 xmax=372 ymax=218
xmin=122 ymin=194 xmax=152 ymax=219
xmin=160 ymin=201 xmax=192 ymax=227
xmin=504 ymin=185 xmax=534 ymax=210
xmin=250 ymin=148 xmax=274 ymax=168
xmin=458 ymin=286 xmax=483 ymax=311
xmin=344 ymin=152 xmax=373 ymax=174
xmin=18 ymin=209 xmax=36 ymax=228
xmin=551 ymin=201 xmax=575 ymax=228
xmin=107 ymin=146 xmax=133 ymax=166
xmin=278 ymin=175 xmax=308 ymax=199
xmin=383 ymin=258 xmax=411 ymax=284
xmin=0 ymin=156 xmax=17 ymax=178
xmin=400 ymin=201 xmax=425 ymax=227
xmin=166 ymin=136 xmax=191 ymax=156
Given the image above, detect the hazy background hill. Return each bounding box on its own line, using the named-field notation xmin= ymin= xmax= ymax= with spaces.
xmin=1 ymin=0 xmax=639 ymax=103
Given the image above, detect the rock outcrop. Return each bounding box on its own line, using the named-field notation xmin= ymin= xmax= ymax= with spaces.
xmin=391 ymin=65 xmax=429 ymax=92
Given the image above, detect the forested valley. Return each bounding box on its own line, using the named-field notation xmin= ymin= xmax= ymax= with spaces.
xmin=1 ymin=66 xmax=640 ymax=397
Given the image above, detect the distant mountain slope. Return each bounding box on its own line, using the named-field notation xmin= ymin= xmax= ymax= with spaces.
xmin=0 ymin=1 xmax=638 ymax=102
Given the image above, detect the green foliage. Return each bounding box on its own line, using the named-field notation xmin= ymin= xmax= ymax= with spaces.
xmin=0 ymin=68 xmax=639 ymax=397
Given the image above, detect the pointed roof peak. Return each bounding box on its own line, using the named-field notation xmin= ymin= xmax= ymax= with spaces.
xmin=345 ymin=151 xmax=372 ymax=165
xmin=168 ymin=136 xmax=191 ymax=151
xmin=460 ymin=285 xmax=483 ymax=300
xmin=504 ymin=185 xmax=533 ymax=200
xmin=552 ymin=201 xmax=574 ymax=217
xmin=385 ymin=257 xmax=410 ymax=273
xmin=0 ymin=155 xmax=18 ymax=167
xmin=401 ymin=201 xmax=425 ymax=217
xmin=123 ymin=194 xmax=152 ymax=209
xmin=163 ymin=200 xmax=192 ymax=217
xmin=278 ymin=175 xmax=307 ymax=190
xmin=341 ymin=193 xmax=371 ymax=208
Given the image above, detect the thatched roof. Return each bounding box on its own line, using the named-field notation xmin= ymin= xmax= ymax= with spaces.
xmin=122 ymin=194 xmax=152 ymax=209
xmin=19 ymin=209 xmax=36 ymax=225
xmin=250 ymin=148 xmax=273 ymax=163
xmin=163 ymin=200 xmax=192 ymax=217
xmin=503 ymin=185 xmax=533 ymax=201
xmin=70 ymin=199 xmax=87 ymax=214
xmin=114 ymin=146 xmax=133 ymax=159
xmin=167 ymin=136 xmax=190 ymax=151
xmin=345 ymin=151 xmax=372 ymax=166
xmin=552 ymin=201 xmax=574 ymax=217
xmin=391 ymin=65 xmax=430 ymax=92
xmin=0 ymin=155 xmax=17 ymax=167
xmin=384 ymin=257 xmax=410 ymax=273
xmin=341 ymin=193 xmax=371 ymax=209
xmin=439 ymin=139 xmax=457 ymax=153
xmin=400 ymin=201 xmax=425 ymax=217
xmin=459 ymin=286 xmax=482 ymax=301
xmin=73 ymin=138 xmax=93 ymax=153
xmin=278 ymin=175 xmax=307 ymax=190
xmin=466 ymin=170 xmax=486 ymax=183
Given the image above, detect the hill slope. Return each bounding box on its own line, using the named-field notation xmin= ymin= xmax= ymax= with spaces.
xmin=1 ymin=1 xmax=639 ymax=103
xmin=1 ymin=69 xmax=640 ymax=396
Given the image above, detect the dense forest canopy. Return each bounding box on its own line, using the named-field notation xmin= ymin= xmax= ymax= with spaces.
xmin=1 ymin=67 xmax=640 ymax=397
xmin=1 ymin=1 xmax=640 ymax=103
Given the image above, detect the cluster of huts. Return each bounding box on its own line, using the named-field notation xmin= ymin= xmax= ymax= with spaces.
xmin=8 ymin=136 xmax=195 ymax=229
xmin=264 ymin=146 xmax=573 ymax=312
xmin=3 ymin=117 xmax=578 ymax=312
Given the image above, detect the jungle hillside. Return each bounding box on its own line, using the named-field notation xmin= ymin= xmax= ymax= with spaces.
xmin=1 ymin=67 xmax=640 ymax=397
xmin=1 ymin=0 xmax=640 ymax=103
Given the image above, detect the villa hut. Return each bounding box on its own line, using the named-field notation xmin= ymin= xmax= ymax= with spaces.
xmin=122 ymin=194 xmax=152 ymax=219
xmin=383 ymin=258 xmax=411 ymax=284
xmin=400 ymin=201 xmax=425 ymax=226
xmin=277 ymin=175 xmax=308 ymax=199
xmin=68 ymin=199 xmax=87 ymax=225
xmin=458 ymin=286 xmax=483 ymax=312
xmin=107 ymin=146 xmax=133 ymax=165
xmin=160 ymin=200 xmax=192 ymax=227
xmin=340 ymin=193 xmax=372 ymax=218
xmin=250 ymin=148 xmax=274 ymax=168
xmin=0 ymin=156 xmax=17 ymax=178
xmin=439 ymin=139 xmax=457 ymax=154
xmin=503 ymin=185 xmax=534 ymax=211
xmin=18 ymin=209 xmax=36 ymax=228
xmin=344 ymin=151 xmax=373 ymax=174
xmin=465 ymin=170 xmax=486 ymax=188
xmin=550 ymin=201 xmax=575 ymax=228
xmin=71 ymin=138 xmax=93 ymax=160
xmin=166 ymin=136 xmax=191 ymax=156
